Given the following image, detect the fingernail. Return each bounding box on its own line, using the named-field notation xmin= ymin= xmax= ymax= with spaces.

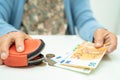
xmin=95 ymin=43 xmax=102 ymax=47
xmin=107 ymin=49 xmax=112 ymax=53
xmin=1 ymin=52 xmax=8 ymax=60
xmin=17 ymin=46 xmax=23 ymax=52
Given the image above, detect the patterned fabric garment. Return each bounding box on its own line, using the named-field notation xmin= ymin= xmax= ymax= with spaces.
xmin=21 ymin=0 xmax=67 ymax=35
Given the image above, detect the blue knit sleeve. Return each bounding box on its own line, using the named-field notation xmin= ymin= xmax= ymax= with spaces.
xmin=0 ymin=0 xmax=18 ymax=36
xmin=72 ymin=0 xmax=103 ymax=42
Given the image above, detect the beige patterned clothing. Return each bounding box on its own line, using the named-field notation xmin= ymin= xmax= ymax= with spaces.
xmin=21 ymin=0 xmax=67 ymax=35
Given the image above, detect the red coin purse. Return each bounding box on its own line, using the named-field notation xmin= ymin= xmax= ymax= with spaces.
xmin=3 ymin=39 xmax=45 ymax=67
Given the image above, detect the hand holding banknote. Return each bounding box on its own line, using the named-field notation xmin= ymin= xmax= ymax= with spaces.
xmin=94 ymin=28 xmax=117 ymax=54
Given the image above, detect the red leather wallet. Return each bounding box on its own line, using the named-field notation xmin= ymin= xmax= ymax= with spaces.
xmin=3 ymin=39 xmax=45 ymax=67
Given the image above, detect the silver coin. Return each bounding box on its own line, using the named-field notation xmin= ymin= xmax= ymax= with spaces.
xmin=46 ymin=53 xmax=55 ymax=59
xmin=45 ymin=53 xmax=56 ymax=66
xmin=47 ymin=59 xmax=57 ymax=66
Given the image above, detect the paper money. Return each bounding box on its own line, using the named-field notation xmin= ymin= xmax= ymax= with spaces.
xmin=51 ymin=51 xmax=92 ymax=73
xmin=61 ymin=42 xmax=107 ymax=69
xmin=52 ymin=41 xmax=107 ymax=73
xmin=55 ymin=63 xmax=92 ymax=74
xmin=52 ymin=51 xmax=92 ymax=73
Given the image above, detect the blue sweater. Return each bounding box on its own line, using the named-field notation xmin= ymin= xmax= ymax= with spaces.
xmin=0 ymin=0 xmax=102 ymax=42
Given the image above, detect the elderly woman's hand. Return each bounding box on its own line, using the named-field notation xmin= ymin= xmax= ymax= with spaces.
xmin=0 ymin=31 xmax=31 ymax=64
xmin=94 ymin=28 xmax=117 ymax=54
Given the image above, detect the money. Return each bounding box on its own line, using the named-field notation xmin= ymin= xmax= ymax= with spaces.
xmin=51 ymin=41 xmax=107 ymax=73
xmin=46 ymin=53 xmax=55 ymax=59
xmin=44 ymin=53 xmax=56 ymax=66
xmin=55 ymin=63 xmax=92 ymax=73
xmin=61 ymin=42 xmax=107 ymax=69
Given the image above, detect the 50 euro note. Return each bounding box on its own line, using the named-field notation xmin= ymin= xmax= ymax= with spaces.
xmin=52 ymin=51 xmax=92 ymax=74
xmin=52 ymin=41 xmax=107 ymax=73
xmin=60 ymin=41 xmax=107 ymax=69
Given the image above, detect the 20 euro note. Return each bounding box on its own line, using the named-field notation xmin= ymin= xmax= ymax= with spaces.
xmin=60 ymin=42 xmax=107 ymax=69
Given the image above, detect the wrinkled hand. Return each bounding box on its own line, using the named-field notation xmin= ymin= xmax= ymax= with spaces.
xmin=0 ymin=31 xmax=31 ymax=64
xmin=94 ymin=28 xmax=117 ymax=54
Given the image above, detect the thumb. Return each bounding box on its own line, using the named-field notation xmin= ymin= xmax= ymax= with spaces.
xmin=94 ymin=29 xmax=105 ymax=48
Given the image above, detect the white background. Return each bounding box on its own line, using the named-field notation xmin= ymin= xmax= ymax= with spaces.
xmin=91 ymin=0 xmax=120 ymax=34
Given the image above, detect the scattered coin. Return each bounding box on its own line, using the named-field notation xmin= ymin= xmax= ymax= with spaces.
xmin=46 ymin=53 xmax=55 ymax=59
xmin=47 ymin=59 xmax=57 ymax=66
xmin=45 ymin=53 xmax=56 ymax=66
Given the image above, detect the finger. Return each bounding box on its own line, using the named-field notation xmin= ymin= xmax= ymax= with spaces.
xmin=104 ymin=37 xmax=110 ymax=44
xmin=10 ymin=32 xmax=30 ymax=52
xmin=106 ymin=34 xmax=117 ymax=54
xmin=1 ymin=52 xmax=9 ymax=60
xmin=0 ymin=39 xmax=12 ymax=60
xmin=15 ymin=37 xmax=25 ymax=52
xmin=94 ymin=29 xmax=106 ymax=48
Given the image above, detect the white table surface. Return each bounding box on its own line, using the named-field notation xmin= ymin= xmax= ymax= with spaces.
xmin=0 ymin=35 xmax=120 ymax=80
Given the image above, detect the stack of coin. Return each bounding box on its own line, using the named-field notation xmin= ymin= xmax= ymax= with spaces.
xmin=45 ymin=53 xmax=56 ymax=66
